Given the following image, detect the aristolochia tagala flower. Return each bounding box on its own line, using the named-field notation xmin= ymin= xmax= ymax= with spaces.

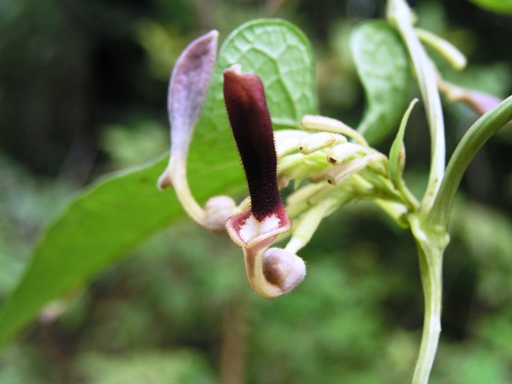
xmin=223 ymin=65 xmax=306 ymax=299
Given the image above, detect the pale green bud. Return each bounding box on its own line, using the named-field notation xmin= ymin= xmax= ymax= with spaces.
xmin=298 ymin=132 xmax=346 ymax=154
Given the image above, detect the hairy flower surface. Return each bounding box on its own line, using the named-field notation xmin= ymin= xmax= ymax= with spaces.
xmin=223 ymin=65 xmax=304 ymax=299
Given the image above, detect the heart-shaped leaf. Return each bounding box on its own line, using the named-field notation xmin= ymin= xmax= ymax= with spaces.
xmin=351 ymin=21 xmax=411 ymax=144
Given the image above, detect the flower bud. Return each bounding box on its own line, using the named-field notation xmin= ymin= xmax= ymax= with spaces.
xmin=326 ymin=153 xmax=385 ymax=185
xmin=274 ymin=129 xmax=310 ymax=157
xmin=327 ymin=142 xmax=367 ymax=164
xmin=301 ymin=115 xmax=368 ymax=146
xmin=298 ymin=132 xmax=346 ymax=154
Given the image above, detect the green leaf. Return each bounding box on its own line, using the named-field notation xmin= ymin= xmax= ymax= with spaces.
xmin=469 ymin=0 xmax=512 ymax=14
xmin=0 ymin=19 xmax=317 ymax=348
xmin=351 ymin=21 xmax=411 ymax=144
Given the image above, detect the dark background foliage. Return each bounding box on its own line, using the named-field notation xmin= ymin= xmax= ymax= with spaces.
xmin=0 ymin=0 xmax=512 ymax=383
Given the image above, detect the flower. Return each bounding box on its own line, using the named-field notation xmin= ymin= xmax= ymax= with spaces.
xmin=158 ymin=30 xmax=236 ymax=232
xmin=223 ymin=65 xmax=305 ymax=299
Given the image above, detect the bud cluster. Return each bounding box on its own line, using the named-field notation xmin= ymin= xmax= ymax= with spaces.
xmin=158 ymin=30 xmax=420 ymax=299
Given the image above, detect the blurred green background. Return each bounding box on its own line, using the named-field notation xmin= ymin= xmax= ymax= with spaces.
xmin=1 ymin=0 xmax=512 ymax=383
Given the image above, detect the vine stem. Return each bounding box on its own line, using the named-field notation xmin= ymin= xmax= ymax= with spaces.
xmin=387 ymin=1 xmax=448 ymax=382
xmin=408 ymin=215 xmax=448 ymax=384
xmin=408 ymin=95 xmax=512 ymax=384
xmin=386 ymin=1 xmax=512 ymax=383
xmin=409 ymin=99 xmax=512 ymax=383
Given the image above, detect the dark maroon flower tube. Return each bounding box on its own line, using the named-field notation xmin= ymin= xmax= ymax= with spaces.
xmin=222 ymin=65 xmax=301 ymax=299
xmin=223 ymin=65 xmax=281 ymax=221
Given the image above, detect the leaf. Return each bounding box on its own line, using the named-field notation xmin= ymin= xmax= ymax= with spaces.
xmin=351 ymin=21 xmax=411 ymax=145
xmin=469 ymin=0 xmax=512 ymax=14
xmin=0 ymin=19 xmax=317 ymax=348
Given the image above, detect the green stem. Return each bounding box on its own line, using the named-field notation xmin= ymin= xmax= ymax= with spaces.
xmin=408 ymin=215 xmax=448 ymax=384
xmin=428 ymin=95 xmax=512 ymax=230
xmin=413 ymin=244 xmax=442 ymax=384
